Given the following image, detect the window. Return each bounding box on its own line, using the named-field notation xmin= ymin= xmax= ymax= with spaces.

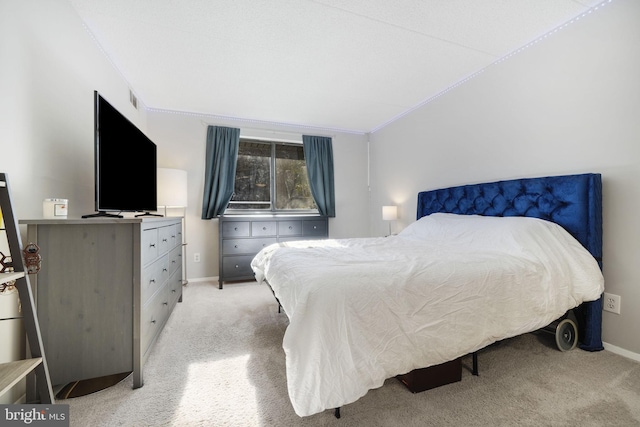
xmin=228 ymin=138 xmax=317 ymax=212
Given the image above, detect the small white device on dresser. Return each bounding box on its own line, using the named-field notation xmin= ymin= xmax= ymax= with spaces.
xmin=42 ymin=198 xmax=68 ymax=218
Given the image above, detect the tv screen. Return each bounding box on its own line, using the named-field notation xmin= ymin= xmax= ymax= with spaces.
xmin=92 ymin=91 xmax=157 ymax=215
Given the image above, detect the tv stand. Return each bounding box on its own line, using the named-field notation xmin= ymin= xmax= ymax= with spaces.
xmin=135 ymin=212 xmax=163 ymax=218
xmin=82 ymin=211 xmax=123 ymax=219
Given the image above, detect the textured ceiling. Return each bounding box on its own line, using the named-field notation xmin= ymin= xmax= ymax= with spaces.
xmin=67 ymin=0 xmax=606 ymax=133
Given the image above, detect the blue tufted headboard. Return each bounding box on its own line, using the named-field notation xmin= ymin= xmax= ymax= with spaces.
xmin=416 ymin=173 xmax=603 ymax=351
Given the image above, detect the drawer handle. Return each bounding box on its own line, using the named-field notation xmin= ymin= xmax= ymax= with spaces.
xmin=234 ymin=245 xmax=239 ymax=248
xmin=149 ymin=279 xmax=156 ymax=284
xmin=163 ymin=268 xmax=168 ymax=272
xmin=150 ymin=243 xmax=156 ymax=248
xmin=235 ymin=265 xmax=240 ymax=269
xmin=289 ymin=226 xmax=293 ymax=230
xmin=172 ymin=260 xmax=176 ymax=264
xmin=163 ymin=238 xmax=168 ymax=242
xmin=171 ymin=234 xmax=176 ymax=238
xmin=151 ymin=320 xmax=156 ymax=324
xmin=313 ymin=226 xmax=317 ymax=229
xmin=234 ymin=227 xmax=239 ymax=231
xmin=163 ymin=302 xmax=168 ymax=306
xmin=263 ymin=226 xmax=267 ymax=230
xmin=172 ymin=289 xmax=177 ymax=293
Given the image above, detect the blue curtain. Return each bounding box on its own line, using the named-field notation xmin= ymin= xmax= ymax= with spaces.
xmin=303 ymin=135 xmax=335 ymax=217
xmin=201 ymin=126 xmax=240 ymax=218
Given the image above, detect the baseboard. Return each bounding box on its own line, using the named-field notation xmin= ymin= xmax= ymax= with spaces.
xmin=187 ymin=276 xmax=218 ymax=283
xmin=603 ymin=341 xmax=640 ymax=362
xmin=187 ymin=276 xmax=259 ymax=285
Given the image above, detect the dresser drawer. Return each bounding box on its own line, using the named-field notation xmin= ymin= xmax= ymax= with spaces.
xmin=168 ymin=267 xmax=182 ymax=307
xmin=158 ymin=225 xmax=174 ymax=254
xmin=141 ymin=286 xmax=168 ymax=355
xmin=222 ymin=255 xmax=254 ymax=278
xmin=222 ymin=221 xmax=250 ymax=237
xmin=141 ymin=228 xmax=159 ymax=265
xmin=169 ymin=246 xmax=182 ymax=275
xmin=141 ymin=254 xmax=167 ymax=304
xmin=223 ymin=238 xmax=276 ymax=255
xmin=158 ymin=254 xmax=171 ymax=286
xmin=303 ymin=219 xmax=328 ymax=236
xmin=175 ymin=223 xmax=183 ymax=247
xmin=251 ymin=221 xmax=276 ymax=237
xmin=278 ymin=220 xmax=302 ymax=236
xmin=169 ymin=223 xmax=181 ymax=249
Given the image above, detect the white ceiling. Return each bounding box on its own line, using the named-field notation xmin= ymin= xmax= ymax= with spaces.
xmin=67 ymin=0 xmax=606 ymax=134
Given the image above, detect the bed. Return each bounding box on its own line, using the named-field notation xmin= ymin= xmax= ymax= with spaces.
xmin=251 ymin=173 xmax=605 ymax=417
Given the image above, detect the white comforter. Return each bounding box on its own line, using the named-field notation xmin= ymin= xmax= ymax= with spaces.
xmin=251 ymin=213 xmax=604 ymax=417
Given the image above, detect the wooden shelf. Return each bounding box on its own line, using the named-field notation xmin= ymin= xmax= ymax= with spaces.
xmin=0 ymin=271 xmax=25 ymax=285
xmin=0 ymin=358 xmax=42 ymax=396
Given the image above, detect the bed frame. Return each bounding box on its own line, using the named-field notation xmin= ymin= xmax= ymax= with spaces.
xmin=416 ymin=173 xmax=603 ymax=351
xmin=270 ymin=173 xmax=604 ymax=419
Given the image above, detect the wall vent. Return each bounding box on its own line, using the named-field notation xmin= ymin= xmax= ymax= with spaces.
xmin=129 ymin=90 xmax=138 ymax=109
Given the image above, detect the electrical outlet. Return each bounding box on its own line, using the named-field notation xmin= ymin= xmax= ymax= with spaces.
xmin=194 ymin=253 xmax=201 ymax=263
xmin=603 ymin=292 xmax=621 ymax=314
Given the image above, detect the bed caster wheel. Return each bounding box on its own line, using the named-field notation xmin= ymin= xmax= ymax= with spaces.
xmin=555 ymin=318 xmax=578 ymax=352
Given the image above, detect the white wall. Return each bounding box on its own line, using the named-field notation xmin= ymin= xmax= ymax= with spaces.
xmin=0 ymin=0 xmax=148 ymax=220
xmin=146 ymin=111 xmax=369 ymax=279
xmin=369 ymin=0 xmax=640 ymax=355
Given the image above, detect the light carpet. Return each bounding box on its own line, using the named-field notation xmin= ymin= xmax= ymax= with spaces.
xmin=63 ymin=281 xmax=640 ymax=426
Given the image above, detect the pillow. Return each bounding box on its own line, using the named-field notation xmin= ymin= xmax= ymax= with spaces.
xmin=398 ymin=213 xmax=580 ymax=255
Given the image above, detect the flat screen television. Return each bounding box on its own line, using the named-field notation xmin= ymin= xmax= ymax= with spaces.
xmin=83 ymin=91 xmax=157 ymax=218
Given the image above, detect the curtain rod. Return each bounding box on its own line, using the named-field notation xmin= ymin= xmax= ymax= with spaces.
xmin=199 ymin=120 xmax=336 ymax=138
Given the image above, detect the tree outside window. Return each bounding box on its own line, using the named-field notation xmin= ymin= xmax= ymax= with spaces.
xmin=229 ymin=139 xmax=317 ymax=212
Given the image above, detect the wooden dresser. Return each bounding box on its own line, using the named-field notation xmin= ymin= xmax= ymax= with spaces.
xmin=20 ymin=217 xmax=183 ymax=389
xmin=218 ymin=215 xmax=328 ymax=289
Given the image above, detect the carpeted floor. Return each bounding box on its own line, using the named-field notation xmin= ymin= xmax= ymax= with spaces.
xmin=62 ymin=281 xmax=640 ymax=426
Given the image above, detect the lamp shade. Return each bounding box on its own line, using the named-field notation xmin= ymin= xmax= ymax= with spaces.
xmin=157 ymin=168 xmax=188 ymax=207
xmin=382 ymin=205 xmax=397 ymax=221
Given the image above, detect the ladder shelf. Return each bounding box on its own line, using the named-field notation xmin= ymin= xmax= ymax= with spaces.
xmin=0 ymin=173 xmax=54 ymax=403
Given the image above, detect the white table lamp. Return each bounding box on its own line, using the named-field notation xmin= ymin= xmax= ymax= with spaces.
xmin=382 ymin=205 xmax=398 ymax=235
xmin=157 ymin=168 xmax=188 ymax=214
